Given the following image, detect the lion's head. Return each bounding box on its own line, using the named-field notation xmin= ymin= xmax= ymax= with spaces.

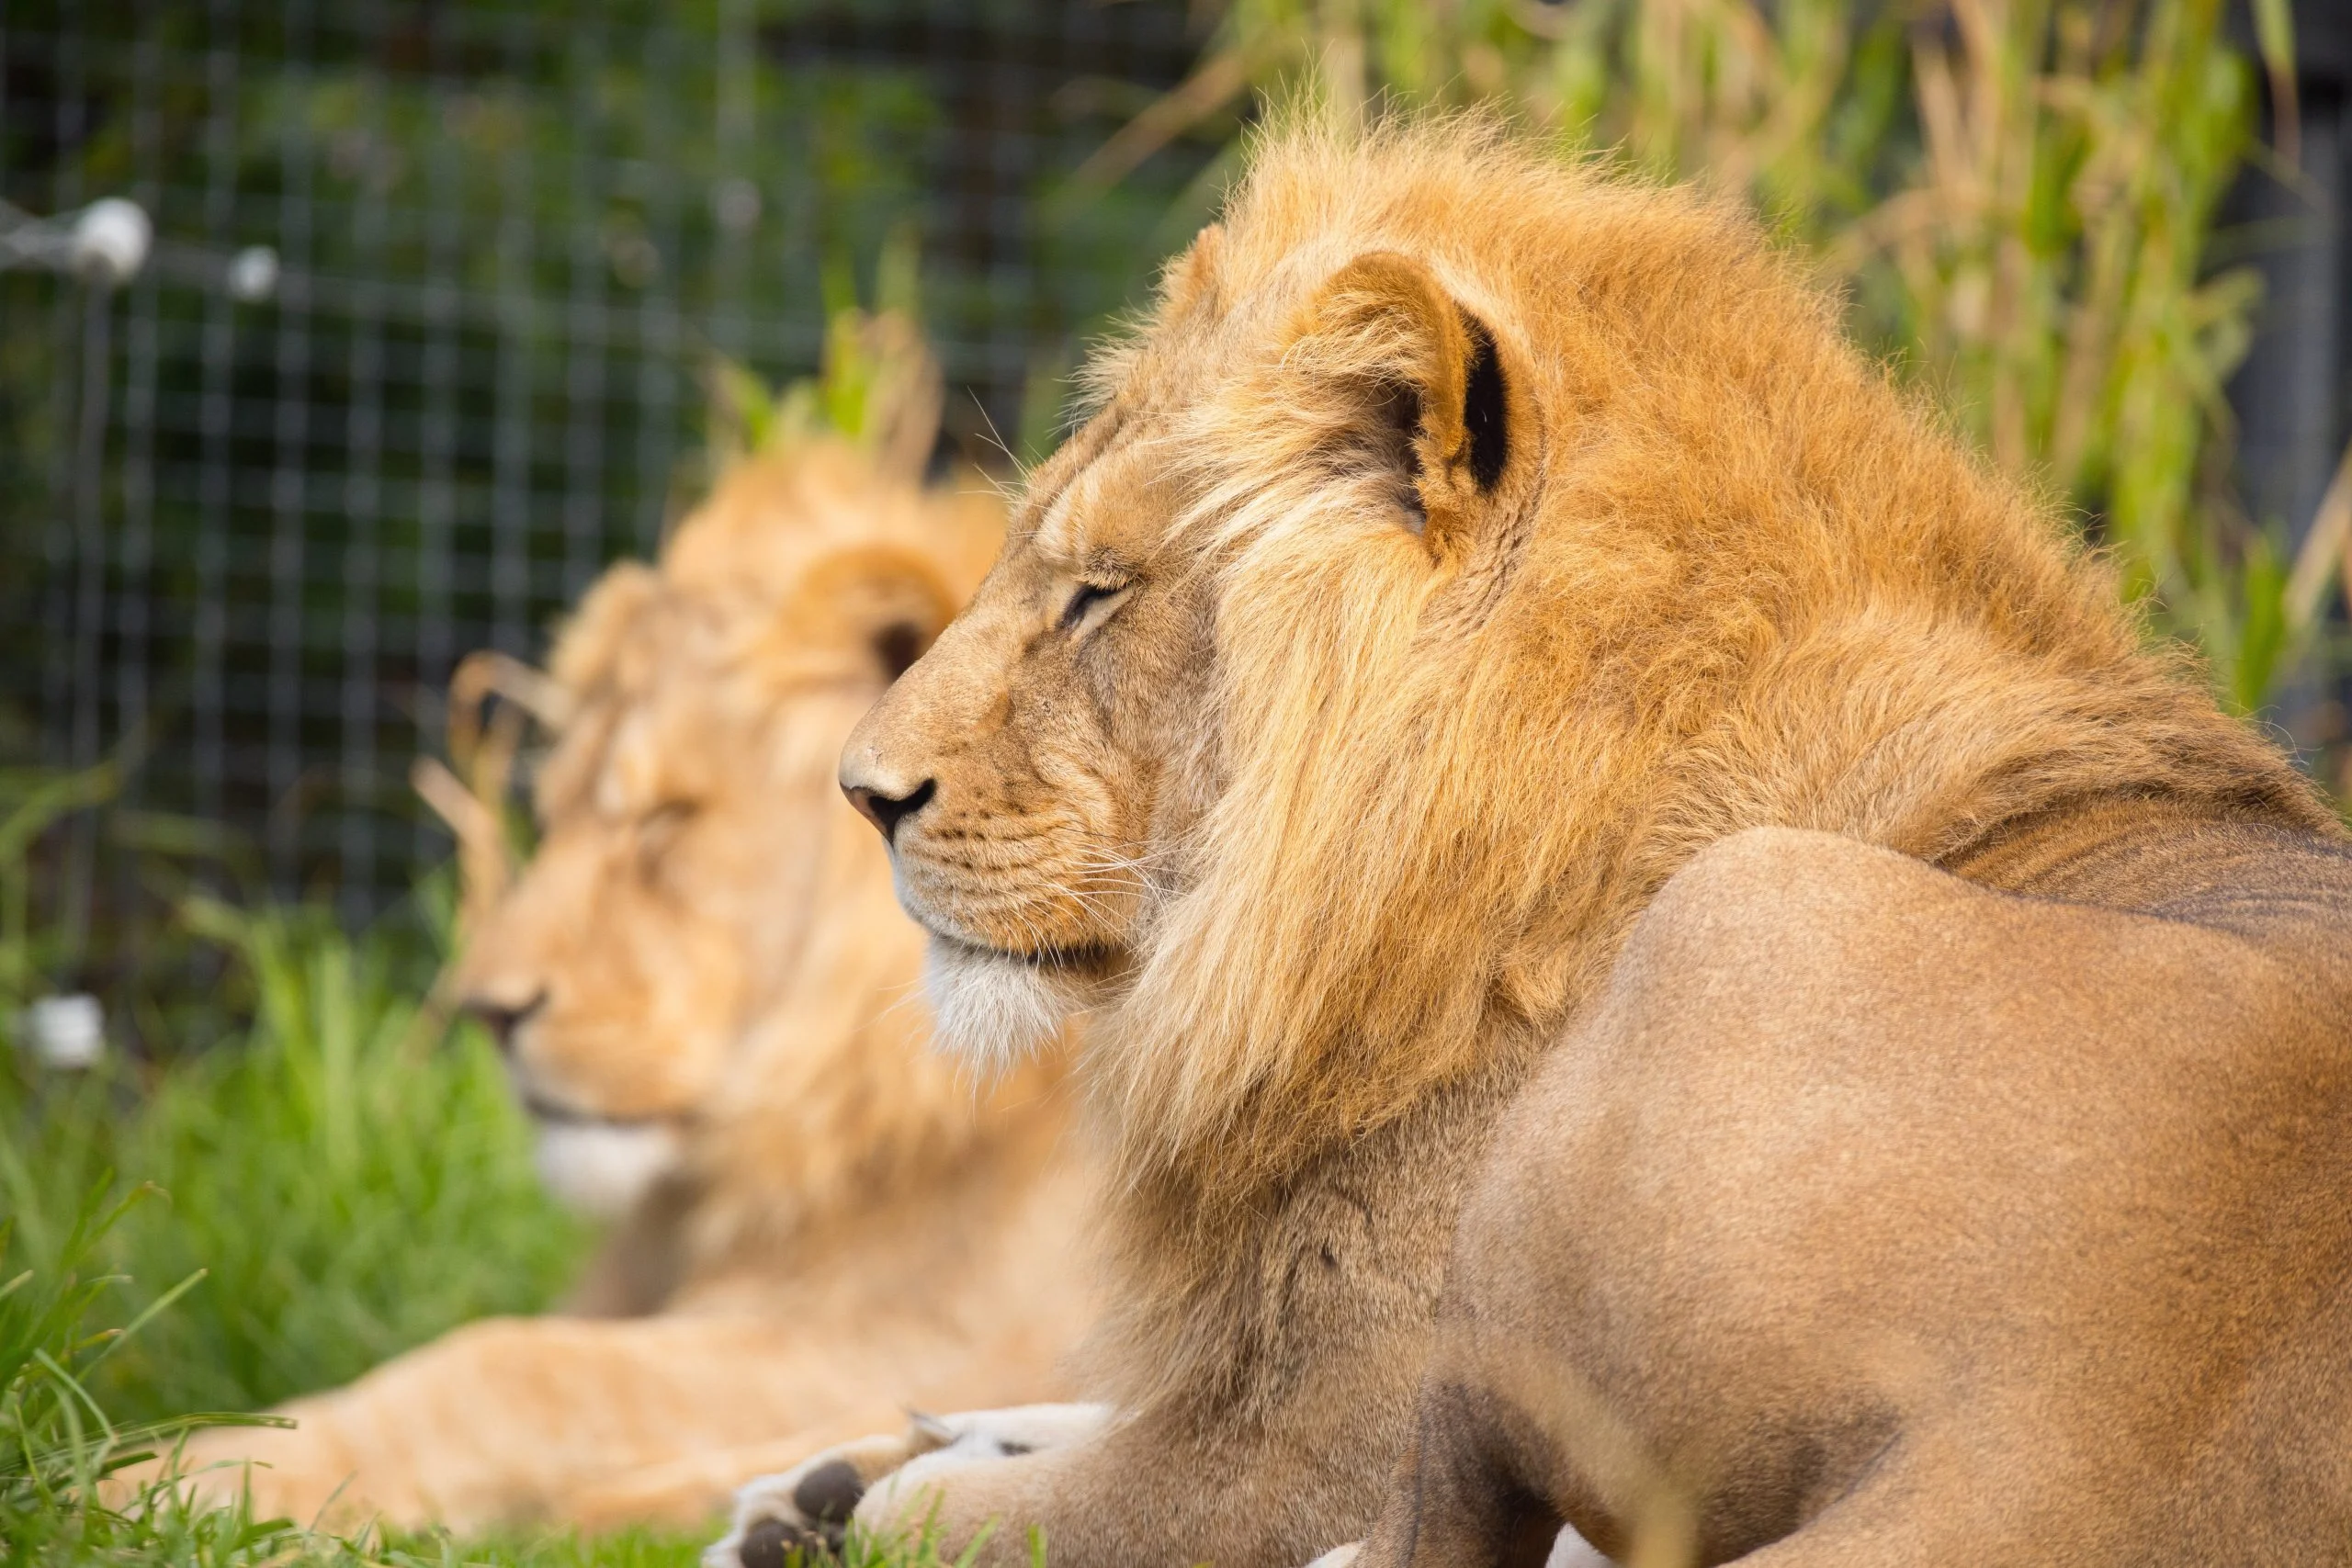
xmin=447 ymin=432 xmax=1032 ymax=1301
xmin=841 ymin=118 xmax=2324 ymax=1216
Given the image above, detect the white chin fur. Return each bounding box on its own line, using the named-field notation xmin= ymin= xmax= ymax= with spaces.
xmin=533 ymin=1120 xmax=681 ymax=1220
xmin=923 ymin=939 xmax=1088 ymax=1071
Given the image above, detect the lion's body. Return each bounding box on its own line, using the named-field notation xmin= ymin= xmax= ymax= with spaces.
xmin=1370 ymin=817 xmax=2352 ymax=1566
xmin=720 ymin=119 xmax=2351 ymax=1567
xmin=172 ymin=444 xmax=1101 ymax=1534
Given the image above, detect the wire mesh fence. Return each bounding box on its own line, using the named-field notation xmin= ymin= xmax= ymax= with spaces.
xmin=6 ymin=0 xmax=2350 ymax=1016
xmin=0 ymin=0 xmax=1214 ymax=966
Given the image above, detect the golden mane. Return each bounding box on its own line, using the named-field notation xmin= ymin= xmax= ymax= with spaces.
xmin=1089 ymin=112 xmax=2325 ymax=1215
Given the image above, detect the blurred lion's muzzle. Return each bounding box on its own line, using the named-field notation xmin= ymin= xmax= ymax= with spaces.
xmin=526 ymin=1108 xmax=684 ymax=1219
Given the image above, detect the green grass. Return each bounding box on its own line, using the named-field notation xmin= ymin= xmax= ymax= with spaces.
xmin=0 ymin=1173 xmax=994 ymax=1566
xmin=0 ymin=1175 xmax=709 ymax=1568
xmin=0 ymin=892 xmax=639 ymax=1567
xmin=0 ymin=884 xmax=968 ymax=1566
xmin=0 ymin=897 xmax=588 ymax=1427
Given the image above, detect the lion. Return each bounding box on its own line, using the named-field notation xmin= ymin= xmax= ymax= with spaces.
xmin=164 ymin=342 xmax=1102 ymax=1537
xmin=707 ymin=118 xmax=2352 ymax=1568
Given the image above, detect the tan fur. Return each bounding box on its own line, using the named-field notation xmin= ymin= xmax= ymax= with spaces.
xmin=778 ymin=117 xmax=2349 ymax=1566
xmin=1358 ymin=819 xmax=2352 ymax=1567
xmin=167 ymin=441 xmax=1101 ymax=1535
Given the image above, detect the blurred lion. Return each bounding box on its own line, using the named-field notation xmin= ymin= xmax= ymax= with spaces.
xmin=165 ymin=318 xmax=1101 ymax=1535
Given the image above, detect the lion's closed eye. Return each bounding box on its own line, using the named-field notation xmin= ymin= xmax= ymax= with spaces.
xmin=635 ymin=800 xmax=699 ymax=874
xmin=1059 ymin=581 xmax=1132 ymax=635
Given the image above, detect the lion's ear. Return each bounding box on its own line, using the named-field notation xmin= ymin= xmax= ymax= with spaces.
xmin=549 ymin=561 xmax=664 ymax=697
xmin=783 ymin=546 xmax=959 ymax=687
xmin=1160 ymin=223 xmax=1224 ymax=320
xmin=1293 ymin=251 xmax=1512 ymax=544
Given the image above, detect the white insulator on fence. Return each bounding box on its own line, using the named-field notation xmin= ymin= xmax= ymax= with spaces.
xmin=70 ymin=197 xmax=152 ymax=286
xmin=227 ymin=244 xmax=279 ymax=301
xmin=19 ymin=993 xmax=106 ymax=1070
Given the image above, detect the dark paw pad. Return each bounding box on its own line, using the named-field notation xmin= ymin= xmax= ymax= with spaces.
xmin=792 ymin=1459 xmax=866 ymax=1527
xmin=739 ymin=1516 xmax=830 ymax=1568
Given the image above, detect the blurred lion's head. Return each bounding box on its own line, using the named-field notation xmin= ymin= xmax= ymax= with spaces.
xmin=439 ymin=415 xmax=1029 ymax=1297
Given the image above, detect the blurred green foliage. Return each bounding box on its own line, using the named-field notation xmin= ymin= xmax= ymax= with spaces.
xmin=0 ymin=766 xmax=119 ymax=1024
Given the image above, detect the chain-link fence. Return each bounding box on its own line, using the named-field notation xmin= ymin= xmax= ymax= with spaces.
xmin=1 ymin=0 xmax=1215 ymax=966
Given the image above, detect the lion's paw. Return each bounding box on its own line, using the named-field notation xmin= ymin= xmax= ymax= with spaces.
xmin=705 ymin=1405 xmax=1108 ymax=1568
xmin=705 ymin=1434 xmax=903 ymax=1568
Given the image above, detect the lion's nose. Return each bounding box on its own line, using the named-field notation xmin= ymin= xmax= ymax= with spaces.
xmin=464 ymin=990 xmax=547 ymax=1053
xmin=842 ymin=778 xmax=935 ymax=844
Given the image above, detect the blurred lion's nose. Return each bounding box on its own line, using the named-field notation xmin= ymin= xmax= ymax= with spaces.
xmin=464 ymin=990 xmax=546 ymax=1052
xmin=842 ymin=778 xmax=935 ymax=844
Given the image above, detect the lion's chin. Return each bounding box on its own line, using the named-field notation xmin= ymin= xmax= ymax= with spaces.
xmin=922 ymin=937 xmax=1101 ymax=1072
xmin=533 ymin=1119 xmax=682 ymax=1220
